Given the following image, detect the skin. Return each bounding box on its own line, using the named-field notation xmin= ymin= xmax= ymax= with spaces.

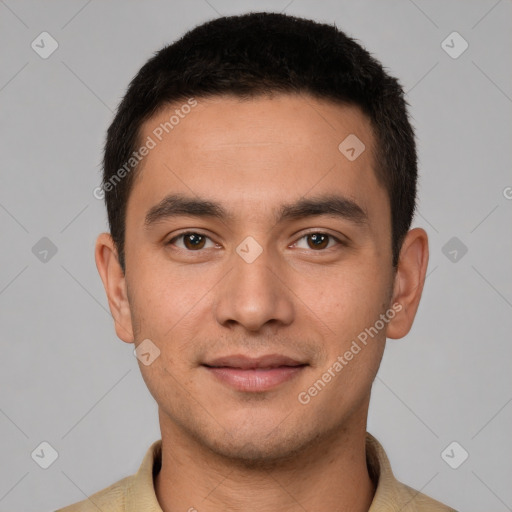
xmin=95 ymin=93 xmax=429 ymax=512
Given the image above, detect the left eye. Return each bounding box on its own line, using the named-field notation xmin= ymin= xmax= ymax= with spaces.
xmin=293 ymin=233 xmax=341 ymax=251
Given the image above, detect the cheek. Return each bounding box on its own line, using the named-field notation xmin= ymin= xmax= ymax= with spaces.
xmin=131 ymin=261 xmax=204 ymax=326
xmin=132 ymin=275 xmax=202 ymax=406
xmin=128 ymin=264 xmax=215 ymax=372
xmin=306 ymin=264 xmax=389 ymax=334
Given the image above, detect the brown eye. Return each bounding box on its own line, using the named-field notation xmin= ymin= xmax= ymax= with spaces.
xmin=168 ymin=232 xmax=214 ymax=251
xmin=183 ymin=233 xmax=206 ymax=250
xmin=294 ymin=232 xmax=342 ymax=251
xmin=307 ymin=233 xmax=329 ymax=250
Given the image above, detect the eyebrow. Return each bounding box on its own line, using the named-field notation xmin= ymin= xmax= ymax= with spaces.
xmin=144 ymin=193 xmax=368 ymax=228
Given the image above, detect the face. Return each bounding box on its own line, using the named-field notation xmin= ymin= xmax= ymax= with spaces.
xmin=96 ymin=93 xmax=426 ymax=463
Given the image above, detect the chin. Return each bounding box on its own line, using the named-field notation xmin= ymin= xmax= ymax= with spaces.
xmin=197 ymin=419 xmax=327 ymax=469
xmin=210 ymin=438 xmax=305 ymax=469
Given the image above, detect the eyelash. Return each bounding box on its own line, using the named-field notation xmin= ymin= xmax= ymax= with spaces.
xmin=166 ymin=231 xmax=345 ymax=252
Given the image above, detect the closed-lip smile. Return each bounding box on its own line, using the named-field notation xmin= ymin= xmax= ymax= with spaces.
xmin=202 ymin=354 xmax=308 ymax=391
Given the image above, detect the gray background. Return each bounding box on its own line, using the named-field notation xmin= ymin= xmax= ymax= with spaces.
xmin=1 ymin=0 xmax=511 ymax=510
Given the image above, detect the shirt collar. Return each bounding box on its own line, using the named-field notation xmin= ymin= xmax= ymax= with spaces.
xmin=126 ymin=432 xmax=406 ymax=511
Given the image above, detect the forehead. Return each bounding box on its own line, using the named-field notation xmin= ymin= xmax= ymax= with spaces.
xmin=130 ymin=94 xmax=387 ymax=226
xmin=139 ymin=94 xmax=373 ymax=160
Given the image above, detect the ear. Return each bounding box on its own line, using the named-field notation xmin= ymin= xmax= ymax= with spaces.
xmin=94 ymin=232 xmax=135 ymax=343
xmin=386 ymin=228 xmax=429 ymax=339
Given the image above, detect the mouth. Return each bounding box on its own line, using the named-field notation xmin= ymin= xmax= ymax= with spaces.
xmin=201 ymin=354 xmax=308 ymax=392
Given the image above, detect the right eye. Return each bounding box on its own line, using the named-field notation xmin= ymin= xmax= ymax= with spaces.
xmin=167 ymin=232 xmax=217 ymax=251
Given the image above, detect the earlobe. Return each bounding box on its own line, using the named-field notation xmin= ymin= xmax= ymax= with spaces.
xmin=386 ymin=228 xmax=429 ymax=340
xmin=94 ymin=233 xmax=135 ymax=343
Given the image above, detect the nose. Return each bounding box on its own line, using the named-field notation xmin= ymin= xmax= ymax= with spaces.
xmin=213 ymin=243 xmax=295 ymax=332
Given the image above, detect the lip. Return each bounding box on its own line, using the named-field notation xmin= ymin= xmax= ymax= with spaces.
xmin=203 ymin=353 xmax=305 ymax=369
xmin=202 ymin=354 xmax=307 ymax=392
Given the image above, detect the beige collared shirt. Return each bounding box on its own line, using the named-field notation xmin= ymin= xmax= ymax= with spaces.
xmin=56 ymin=433 xmax=457 ymax=511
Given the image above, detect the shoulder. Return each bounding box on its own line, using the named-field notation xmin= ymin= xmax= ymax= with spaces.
xmin=55 ymin=439 xmax=162 ymax=511
xmin=55 ymin=474 xmax=133 ymax=512
xmin=393 ymin=480 xmax=458 ymax=511
xmin=365 ymin=432 xmax=458 ymax=511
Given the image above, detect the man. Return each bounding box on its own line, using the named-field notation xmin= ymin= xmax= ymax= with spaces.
xmin=57 ymin=11 xmax=457 ymax=512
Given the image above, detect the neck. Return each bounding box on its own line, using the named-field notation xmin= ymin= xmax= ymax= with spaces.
xmin=154 ymin=410 xmax=376 ymax=512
